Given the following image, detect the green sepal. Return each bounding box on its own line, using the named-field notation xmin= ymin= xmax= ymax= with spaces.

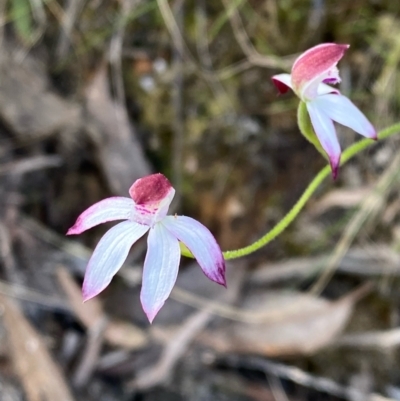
xmin=297 ymin=101 xmax=327 ymax=160
xmin=179 ymin=242 xmax=193 ymax=257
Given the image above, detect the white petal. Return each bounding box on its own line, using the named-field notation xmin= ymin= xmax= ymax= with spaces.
xmin=140 ymin=223 xmax=180 ymax=323
xmin=312 ymin=94 xmax=376 ymax=139
xmin=161 ymin=216 xmax=226 ymax=286
xmin=307 ymin=101 xmax=341 ymax=178
xmin=83 ymin=221 xmax=149 ymax=300
xmin=67 ymin=197 xmax=133 ymax=235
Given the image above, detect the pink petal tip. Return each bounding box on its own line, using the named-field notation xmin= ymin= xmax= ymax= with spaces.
xmin=145 ymin=310 xmax=157 ymax=324
xmin=142 ymin=301 xmax=165 ymax=324
xmin=212 ymin=260 xmax=226 ymax=287
xmin=66 ymin=226 xmax=79 ymax=235
xmin=330 ymin=159 xmax=340 ymax=180
xmin=82 ymin=289 xmax=96 ymax=303
xmin=82 ymin=278 xmax=106 ymax=302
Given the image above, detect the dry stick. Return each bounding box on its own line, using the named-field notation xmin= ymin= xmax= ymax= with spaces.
xmin=131 ymin=265 xmax=247 ymax=390
xmin=14 ymin=0 xmax=47 ymax=62
xmin=57 ymin=267 xmax=147 ymax=350
xmin=133 ymin=309 xmax=214 ymax=389
xmin=0 ymin=269 xmax=148 ymax=352
xmin=223 ymin=355 xmax=395 ymax=401
xmin=173 ymin=280 xmax=370 ymax=325
xmin=0 ymin=155 xmax=63 ymax=176
xmin=248 ymin=245 xmax=400 ymax=285
xmin=195 ymin=0 xmax=213 ymax=77
xmin=156 ymin=0 xmax=236 ymax=112
xmin=373 ymin=24 xmax=400 ymax=118
xmin=220 ymin=0 xmax=287 ymax=69
xmin=0 ymin=278 xmax=69 ymax=311
xmin=20 ymin=214 xmax=92 ymax=271
xmin=171 ymin=0 xmax=184 ymax=207
xmin=201 ymin=1 xmax=238 ymax=84
xmin=267 ymin=374 xmax=290 ymax=401
xmin=310 ymin=152 xmax=400 ymax=296
xmin=28 ymin=0 xmax=47 ymax=31
xmin=56 ymin=0 xmax=86 ymax=60
xmin=0 ymin=294 xmax=76 ymax=401
xmin=72 ymin=317 xmax=108 ymax=388
xmin=0 ymin=222 xmax=19 ymax=283
xmin=34 ymin=0 xmax=63 ymax=35
xmin=109 ymin=0 xmax=140 ymax=105
xmin=0 ymin=0 xmax=5 ymax=48
xmin=335 ymin=327 xmax=400 ymax=349
xmin=195 ymin=0 xmax=238 ymax=97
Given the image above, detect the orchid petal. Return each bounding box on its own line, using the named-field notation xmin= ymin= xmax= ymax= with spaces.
xmin=291 ymin=43 xmax=349 ymax=101
xmin=140 ymin=223 xmax=180 ymax=323
xmin=307 ymin=101 xmax=341 ymax=179
xmin=312 ymin=94 xmax=377 ymax=139
xmin=317 ymin=83 xmax=340 ymax=96
xmin=271 ymin=73 xmax=293 ymax=94
xmin=129 ymin=173 xmax=175 ymax=226
xmin=131 ymin=188 xmax=175 ymax=226
xmin=271 ymin=75 xmax=339 ymax=97
xmin=67 ymin=197 xmax=133 ymax=235
xmin=162 ymin=216 xmax=226 ymax=286
xmin=83 ymin=221 xmax=149 ymax=301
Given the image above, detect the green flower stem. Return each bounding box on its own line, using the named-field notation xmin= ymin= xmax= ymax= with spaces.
xmin=181 ymin=122 xmax=400 ymax=260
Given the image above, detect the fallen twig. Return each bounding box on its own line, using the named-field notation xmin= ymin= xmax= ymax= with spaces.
xmin=0 ymin=294 xmax=75 ymax=401
xmin=130 ymin=263 xmax=247 ymax=390
xmin=221 ymin=355 xmax=395 ymax=401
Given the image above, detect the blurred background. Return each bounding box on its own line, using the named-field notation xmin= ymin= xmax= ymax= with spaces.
xmin=1 ymin=0 xmax=400 ymax=400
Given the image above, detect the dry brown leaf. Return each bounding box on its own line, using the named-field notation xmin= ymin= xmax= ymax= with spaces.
xmin=249 ymin=245 xmax=400 ymax=285
xmin=57 ymin=267 xmax=103 ymax=328
xmin=204 ymin=284 xmax=371 ymax=357
xmin=56 ymin=267 xmax=147 ymax=350
xmin=85 ymin=65 xmax=150 ymax=195
xmin=310 ymin=187 xmax=372 ymax=216
xmin=0 ymin=294 xmax=75 ymax=401
xmin=0 ymin=45 xmax=80 ymax=140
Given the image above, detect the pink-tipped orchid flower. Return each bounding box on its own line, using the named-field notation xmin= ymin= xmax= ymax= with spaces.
xmin=272 ymin=43 xmax=376 ymax=178
xmin=67 ymin=173 xmax=226 ymax=323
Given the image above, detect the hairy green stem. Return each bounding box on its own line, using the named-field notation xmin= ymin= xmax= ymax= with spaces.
xmin=223 ymin=123 xmax=400 ymax=259
xmin=181 ymin=122 xmax=400 ymax=260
